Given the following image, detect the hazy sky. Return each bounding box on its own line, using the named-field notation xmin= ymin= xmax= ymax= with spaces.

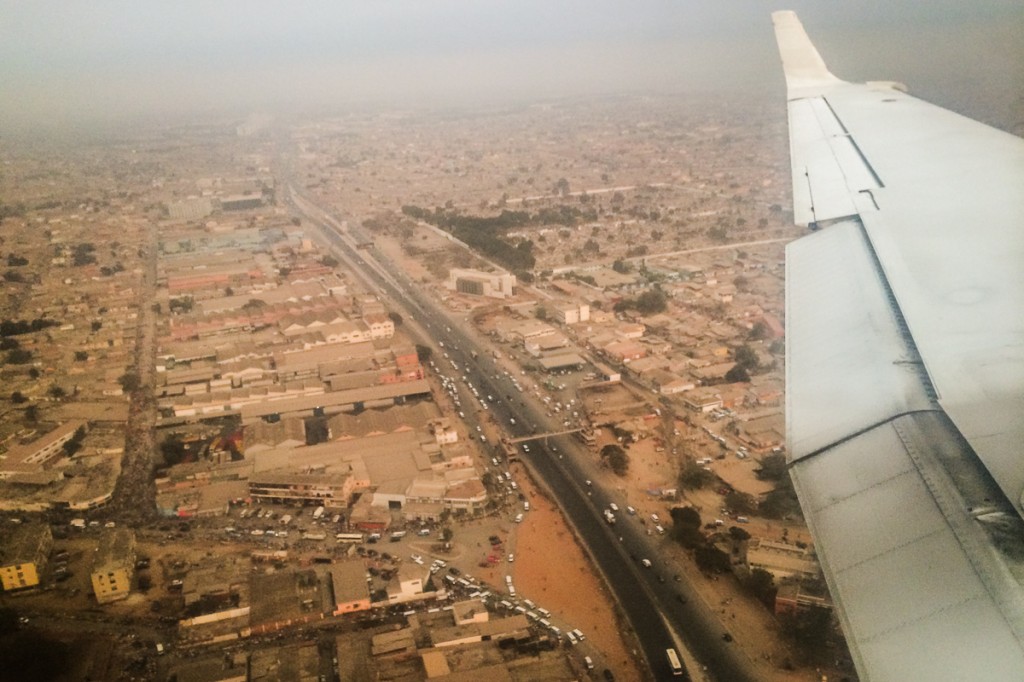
xmin=1 ymin=1 xmax=1021 ymax=132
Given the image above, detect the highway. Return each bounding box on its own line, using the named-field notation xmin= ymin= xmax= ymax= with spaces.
xmin=286 ymin=185 xmax=761 ymax=682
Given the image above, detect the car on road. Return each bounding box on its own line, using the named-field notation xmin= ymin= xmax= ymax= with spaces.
xmin=609 ymin=503 xmax=619 ymax=512
xmin=507 ymin=553 xmax=515 ymax=562
xmin=641 ymin=558 xmax=652 ymax=568
xmin=626 ymin=506 xmax=636 ymax=515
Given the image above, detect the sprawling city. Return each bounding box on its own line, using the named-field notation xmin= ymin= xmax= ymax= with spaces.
xmin=0 ymin=91 xmax=845 ymax=682
xmin=2 ymin=3 xmax=1020 ymax=682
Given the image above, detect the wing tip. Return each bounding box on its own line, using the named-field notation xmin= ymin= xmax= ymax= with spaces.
xmin=772 ymin=10 xmax=842 ymax=96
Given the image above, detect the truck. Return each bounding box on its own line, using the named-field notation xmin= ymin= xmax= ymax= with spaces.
xmin=312 ymin=506 xmax=326 ymax=520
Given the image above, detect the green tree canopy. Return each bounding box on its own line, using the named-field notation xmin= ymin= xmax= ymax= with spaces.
xmin=600 ymin=444 xmax=630 ymax=476
xmin=118 ymin=372 xmax=141 ymax=393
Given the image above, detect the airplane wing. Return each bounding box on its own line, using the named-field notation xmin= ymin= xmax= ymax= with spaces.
xmin=774 ymin=10 xmax=1024 ymax=681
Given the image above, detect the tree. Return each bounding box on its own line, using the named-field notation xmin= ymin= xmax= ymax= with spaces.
xmin=748 ymin=320 xmax=769 ymax=341
xmin=733 ymin=344 xmax=758 ymax=370
xmin=72 ymin=242 xmax=97 ymax=266
xmin=600 ymin=444 xmax=630 ymax=476
xmin=694 ymin=543 xmax=731 ymax=573
xmin=634 ymin=288 xmax=667 ymax=314
xmin=24 ymin=405 xmax=38 ymax=423
xmin=74 ymin=351 xmax=88 ymax=362
xmin=118 ymin=372 xmax=141 ymax=393
xmin=27 ymin=367 xmax=40 ymax=380
xmin=744 ymin=568 xmax=777 ymax=609
xmin=169 ymin=296 xmax=194 ymax=313
xmin=90 ymin=320 xmax=102 ymax=332
xmin=725 ymin=364 xmax=750 ymax=383
xmin=612 ymin=259 xmax=632 ymax=274
xmin=10 ymin=391 xmax=27 ymax=404
xmin=723 ymin=490 xmax=756 ymax=515
xmin=62 ymin=426 xmax=86 ymax=456
xmin=670 ymin=506 xmax=704 ymax=549
xmin=756 ymin=453 xmax=788 ymax=481
xmin=679 ymin=462 xmax=715 ymax=490
xmin=440 ymin=527 xmax=454 ymax=542
xmin=5 ymin=349 xmax=32 ymax=364
xmin=708 ymin=226 xmax=729 ymax=242
xmin=47 ymin=385 xmax=66 ymax=399
xmin=780 ymin=605 xmax=833 ymax=662
xmin=759 ymin=476 xmax=802 ymax=519
xmin=415 ymin=344 xmax=433 ymax=363
xmin=388 ymin=311 xmax=403 ymax=326
xmin=320 ymin=254 xmax=339 ymax=268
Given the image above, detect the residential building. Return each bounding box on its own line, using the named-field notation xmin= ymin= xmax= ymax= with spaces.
xmin=446 ymin=268 xmax=516 ymax=299
xmin=552 ymin=302 xmax=590 ymax=325
xmin=332 ymin=561 xmax=371 ymax=616
xmin=0 ymin=524 xmax=53 ymax=591
xmin=91 ymin=528 xmax=136 ymax=604
xmin=248 ymin=471 xmax=354 ymax=508
xmin=0 ymin=420 xmax=88 ymax=481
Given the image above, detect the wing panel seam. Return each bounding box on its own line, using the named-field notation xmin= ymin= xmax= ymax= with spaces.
xmin=820 ymin=97 xmax=885 ymax=188
xmin=790 ymin=408 xmax=938 ymax=465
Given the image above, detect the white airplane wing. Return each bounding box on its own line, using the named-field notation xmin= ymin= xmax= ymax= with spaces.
xmin=775 ymin=10 xmax=1024 ymax=681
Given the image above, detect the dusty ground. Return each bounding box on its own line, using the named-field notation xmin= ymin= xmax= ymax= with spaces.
xmin=510 ymin=465 xmax=645 ymax=682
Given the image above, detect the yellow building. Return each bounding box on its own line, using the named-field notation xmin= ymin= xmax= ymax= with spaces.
xmin=90 ymin=528 xmax=136 ymax=604
xmin=0 ymin=524 xmax=52 ymax=591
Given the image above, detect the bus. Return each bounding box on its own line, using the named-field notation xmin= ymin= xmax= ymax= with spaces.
xmin=666 ymin=648 xmax=683 ymax=677
xmin=335 ymin=533 xmax=364 ymax=544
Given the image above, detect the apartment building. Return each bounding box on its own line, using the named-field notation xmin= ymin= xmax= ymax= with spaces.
xmin=0 ymin=524 xmax=53 ymax=591
xmin=90 ymin=528 xmax=136 ymax=604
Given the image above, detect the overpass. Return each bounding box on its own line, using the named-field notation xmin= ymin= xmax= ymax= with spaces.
xmin=504 ymin=427 xmax=585 ymax=444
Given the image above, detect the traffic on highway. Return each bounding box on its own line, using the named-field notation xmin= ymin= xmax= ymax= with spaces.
xmin=288 ymin=184 xmax=761 ymax=682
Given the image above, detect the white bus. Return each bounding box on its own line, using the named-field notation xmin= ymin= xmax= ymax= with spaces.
xmin=335 ymin=533 xmax=364 ymax=544
xmin=666 ymin=648 xmax=683 ymax=677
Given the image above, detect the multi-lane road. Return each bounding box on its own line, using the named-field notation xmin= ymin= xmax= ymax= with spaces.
xmin=287 ymin=185 xmax=761 ymax=682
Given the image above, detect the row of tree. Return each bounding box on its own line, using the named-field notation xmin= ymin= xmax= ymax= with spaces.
xmin=613 ymin=287 xmax=668 ymax=315
xmin=0 ymin=318 xmax=60 ymax=337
